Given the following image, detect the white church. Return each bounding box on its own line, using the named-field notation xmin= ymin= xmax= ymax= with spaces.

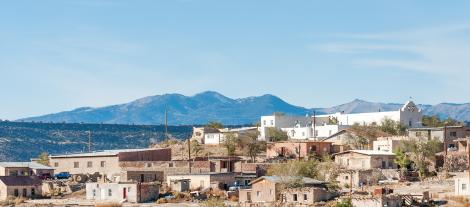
xmin=258 ymin=101 xmax=422 ymax=141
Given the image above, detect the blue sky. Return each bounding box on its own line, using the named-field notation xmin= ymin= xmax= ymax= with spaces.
xmin=1 ymin=0 xmax=470 ymax=120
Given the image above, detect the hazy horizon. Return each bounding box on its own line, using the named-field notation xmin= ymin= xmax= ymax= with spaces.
xmin=2 ymin=1 xmax=470 ymax=120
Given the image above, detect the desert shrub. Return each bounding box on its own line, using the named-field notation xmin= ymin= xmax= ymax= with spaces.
xmin=201 ymin=197 xmax=226 ymax=207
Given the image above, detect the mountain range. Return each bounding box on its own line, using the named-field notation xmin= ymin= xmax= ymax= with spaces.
xmin=19 ymin=91 xmax=470 ymax=125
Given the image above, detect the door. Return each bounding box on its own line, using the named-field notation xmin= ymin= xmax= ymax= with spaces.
xmin=123 ymin=188 xmax=127 ymax=199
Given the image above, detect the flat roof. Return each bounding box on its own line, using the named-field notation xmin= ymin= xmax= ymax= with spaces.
xmin=50 ymin=148 xmax=157 ymax=158
xmin=251 ymin=176 xmax=326 ymax=185
xmin=0 ymin=162 xmax=55 ymax=170
xmin=335 ymin=150 xmax=395 ymax=156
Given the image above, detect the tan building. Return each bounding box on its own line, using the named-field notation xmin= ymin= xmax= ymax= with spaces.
xmin=166 ymin=172 xmax=236 ymax=191
xmin=266 ymin=140 xmax=332 ymax=159
xmin=239 ymin=176 xmax=330 ymax=206
xmin=334 ymin=150 xmax=396 ymax=170
xmin=0 ymin=176 xmax=43 ymax=201
xmin=0 ymin=162 xmax=54 ymax=177
xmin=373 ymin=137 xmax=407 ymax=152
xmin=408 ymin=126 xmax=470 ymax=149
xmin=280 ymin=186 xmax=336 ymax=205
xmin=49 ymin=148 xmax=171 ymax=179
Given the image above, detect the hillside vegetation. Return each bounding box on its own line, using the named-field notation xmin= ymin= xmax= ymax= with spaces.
xmin=0 ymin=121 xmax=192 ymax=161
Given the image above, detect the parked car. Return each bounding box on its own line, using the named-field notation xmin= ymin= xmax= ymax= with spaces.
xmin=55 ymin=172 xmax=71 ymax=179
xmin=38 ymin=173 xmax=52 ymax=180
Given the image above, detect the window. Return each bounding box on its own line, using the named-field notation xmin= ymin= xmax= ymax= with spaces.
xmin=22 ymin=188 xmax=27 ymax=197
xmin=169 ymin=162 xmax=173 ymax=167
xmin=93 ymin=189 xmax=96 ymax=197
xmin=382 ymin=161 xmax=386 ymax=168
xmin=293 ymin=194 xmax=298 ymax=201
xmin=263 ymin=120 xmax=266 ymax=126
xmin=388 ymin=161 xmax=393 ymax=168
xmin=304 ymin=194 xmax=307 ymax=201
xmin=463 ymin=184 xmax=467 ymax=190
xmin=270 ymin=120 xmax=274 ymax=126
xmin=257 ymin=191 xmax=261 ymax=197
xmin=416 ymin=132 xmax=422 ymax=137
xmin=314 ymin=130 xmax=318 ymax=137
xmin=247 ymin=192 xmax=251 ymax=201
xmin=14 ymin=189 xmax=18 ymax=197
xmin=302 ymin=132 xmax=305 ymax=137
xmin=108 ymin=189 xmax=112 ymax=196
xmin=54 ymin=162 xmax=59 ymax=167
xmin=74 ymin=162 xmax=79 ymax=168
xmin=87 ymin=161 xmax=93 ymax=168
xmin=409 ymin=120 xmax=412 ymax=127
xmin=146 ymin=163 xmax=152 ymax=167
xmin=31 ymin=188 xmax=35 ymax=196
xmin=344 ymin=176 xmax=348 ymax=180
xmin=450 ymin=131 xmax=457 ymax=137
xmin=101 ymin=161 xmax=106 ymax=167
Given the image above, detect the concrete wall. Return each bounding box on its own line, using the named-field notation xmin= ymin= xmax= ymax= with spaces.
xmin=86 ymin=182 xmax=159 ymax=203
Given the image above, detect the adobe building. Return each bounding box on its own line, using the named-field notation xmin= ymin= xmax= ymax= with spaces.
xmin=334 ymin=150 xmax=396 ymax=170
xmin=239 ymin=176 xmax=332 ymax=206
xmin=266 ymin=141 xmax=332 ymax=159
xmin=166 ymin=172 xmax=236 ymax=191
xmin=0 ymin=176 xmax=43 ymax=201
xmin=408 ymin=126 xmax=470 ymax=149
xmin=49 ymin=148 xmax=171 ymax=178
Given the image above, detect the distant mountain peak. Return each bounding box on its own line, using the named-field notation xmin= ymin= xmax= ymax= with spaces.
xmin=17 ymin=92 xmax=470 ymax=124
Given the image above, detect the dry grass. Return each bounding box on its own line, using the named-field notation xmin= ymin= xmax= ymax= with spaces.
xmin=0 ymin=196 xmax=27 ymax=206
xmin=444 ymin=195 xmax=470 ymax=206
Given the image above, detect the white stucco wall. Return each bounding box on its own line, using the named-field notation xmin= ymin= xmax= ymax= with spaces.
xmin=282 ymin=124 xmax=349 ymax=140
xmin=455 ymin=177 xmax=470 ymax=196
xmin=204 ymin=133 xmax=225 ymax=145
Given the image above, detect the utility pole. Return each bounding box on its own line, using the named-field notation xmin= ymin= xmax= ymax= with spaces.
xmin=88 ymin=131 xmax=92 ymax=152
xmin=165 ymin=107 xmax=168 ymax=141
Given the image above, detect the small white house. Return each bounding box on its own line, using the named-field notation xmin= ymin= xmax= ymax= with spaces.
xmin=86 ymin=182 xmax=159 ymax=203
xmin=455 ymin=177 xmax=470 ymax=196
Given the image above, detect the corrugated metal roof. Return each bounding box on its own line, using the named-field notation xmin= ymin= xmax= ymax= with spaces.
xmin=50 ymin=148 xmax=155 ymax=158
xmin=0 ymin=176 xmax=42 ymax=186
xmin=0 ymin=162 xmax=54 ymax=170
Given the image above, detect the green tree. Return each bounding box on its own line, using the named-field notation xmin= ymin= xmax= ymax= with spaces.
xmin=206 ymin=121 xmax=224 ymax=129
xmin=266 ymin=127 xmax=288 ymax=142
xmin=400 ymin=139 xmax=443 ymax=178
xmin=394 ymin=147 xmax=411 ymax=175
xmin=244 ymin=131 xmax=264 ymax=162
xmin=379 ymin=118 xmax=406 ymax=135
xmin=191 ymin=140 xmax=202 ymax=157
xmin=223 ymin=133 xmax=237 ymax=156
xmin=422 ymin=115 xmax=463 ymax=127
xmin=37 ymin=152 xmax=50 ymax=166
xmin=335 ymin=198 xmax=353 ymax=207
